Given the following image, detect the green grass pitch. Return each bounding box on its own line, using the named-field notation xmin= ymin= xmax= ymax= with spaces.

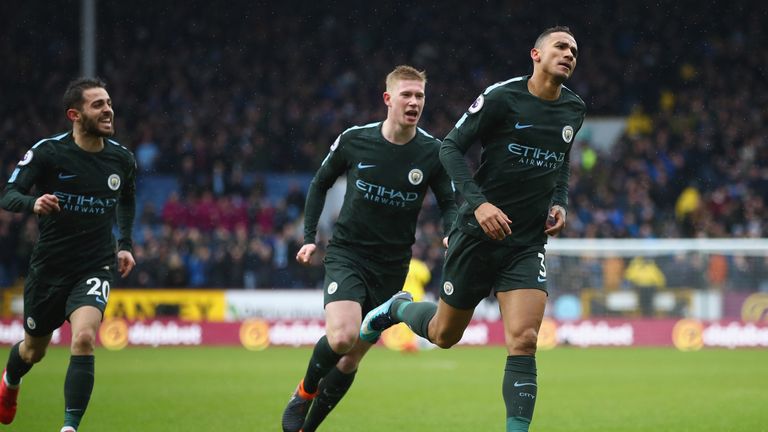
xmin=0 ymin=346 xmax=766 ymax=431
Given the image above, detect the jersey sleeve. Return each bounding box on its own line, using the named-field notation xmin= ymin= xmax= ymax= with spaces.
xmin=0 ymin=144 xmax=53 ymax=213
xmin=552 ymin=106 xmax=586 ymax=212
xmin=439 ymin=88 xmax=508 ymax=210
xmin=117 ymin=154 xmax=137 ymax=252
xmin=302 ymin=134 xmax=348 ymax=244
xmin=428 ymin=145 xmax=458 ymax=236
xmin=551 ymin=150 xmax=571 ymax=211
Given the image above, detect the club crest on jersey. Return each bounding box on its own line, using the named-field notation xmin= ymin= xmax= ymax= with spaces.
xmin=562 ymin=125 xmax=574 ymax=143
xmin=108 ymin=174 xmax=121 ymax=190
xmin=327 ymin=282 xmax=338 ymax=295
xmin=468 ymin=95 xmax=484 ymax=114
xmin=443 ymin=281 xmax=454 ymax=296
xmin=18 ymin=150 xmax=33 ymax=166
xmin=408 ymin=169 xmax=424 ymax=185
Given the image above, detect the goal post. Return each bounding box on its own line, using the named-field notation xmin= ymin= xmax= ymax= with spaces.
xmin=543 ymin=238 xmax=768 ymax=320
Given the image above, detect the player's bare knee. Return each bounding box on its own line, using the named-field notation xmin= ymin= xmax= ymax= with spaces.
xmin=21 ymin=346 xmax=46 ymax=364
xmin=336 ymin=354 xmax=361 ymax=373
xmin=507 ymin=327 xmax=538 ymax=354
xmin=326 ymin=330 xmax=357 ymax=354
xmin=71 ymin=329 xmax=97 ymax=354
xmin=432 ymin=329 xmax=462 ymax=349
xmin=329 ymin=338 xmax=355 ymax=354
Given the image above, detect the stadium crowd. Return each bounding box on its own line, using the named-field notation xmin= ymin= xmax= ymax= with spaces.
xmin=1 ymin=0 xmax=766 ymax=292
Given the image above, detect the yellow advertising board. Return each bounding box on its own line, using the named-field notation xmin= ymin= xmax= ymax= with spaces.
xmin=104 ymin=289 xmax=226 ymax=322
xmin=741 ymin=293 xmax=768 ymax=323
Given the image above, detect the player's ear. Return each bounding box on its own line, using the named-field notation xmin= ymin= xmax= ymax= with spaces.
xmin=383 ymin=91 xmax=392 ymax=107
xmin=66 ymin=108 xmax=80 ymax=122
xmin=530 ymin=47 xmax=541 ymax=63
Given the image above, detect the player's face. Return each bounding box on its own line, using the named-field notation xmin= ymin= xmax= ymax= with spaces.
xmin=79 ymin=87 xmax=115 ymax=137
xmin=386 ymin=79 xmax=425 ymax=127
xmin=535 ymin=32 xmax=578 ymax=82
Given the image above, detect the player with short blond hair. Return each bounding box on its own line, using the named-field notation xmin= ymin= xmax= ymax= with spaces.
xmin=385 ymin=64 xmax=427 ymax=92
xmin=281 ymin=65 xmax=456 ymax=432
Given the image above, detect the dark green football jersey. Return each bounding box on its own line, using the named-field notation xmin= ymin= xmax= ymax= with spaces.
xmin=442 ymin=75 xmax=586 ymax=246
xmin=0 ymin=131 xmax=137 ymax=284
xmin=304 ymin=122 xmax=457 ymax=262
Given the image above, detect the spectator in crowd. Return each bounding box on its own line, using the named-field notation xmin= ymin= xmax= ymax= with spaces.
xmin=624 ymin=256 xmax=666 ymax=317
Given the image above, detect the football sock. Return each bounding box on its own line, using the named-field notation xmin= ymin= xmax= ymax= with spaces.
xmin=63 ymin=355 xmax=94 ymax=430
xmin=391 ymin=297 xmax=410 ymax=323
xmin=302 ymin=336 xmax=342 ymax=394
xmin=502 ymin=355 xmax=537 ymax=432
xmin=302 ymin=367 xmax=356 ymax=432
xmin=395 ymin=301 xmax=437 ymax=342
xmin=5 ymin=341 xmax=33 ymax=387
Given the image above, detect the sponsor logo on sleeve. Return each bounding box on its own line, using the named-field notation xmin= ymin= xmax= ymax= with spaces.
xmin=18 ymin=150 xmax=33 ymax=166
xmin=330 ymin=135 xmax=340 ymax=151
xmin=468 ymin=95 xmax=484 ymax=114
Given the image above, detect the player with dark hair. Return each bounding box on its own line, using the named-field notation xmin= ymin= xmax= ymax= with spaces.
xmin=0 ymin=77 xmax=137 ymax=432
xmin=281 ymin=65 xmax=457 ymax=432
xmin=361 ymin=27 xmax=586 ymax=432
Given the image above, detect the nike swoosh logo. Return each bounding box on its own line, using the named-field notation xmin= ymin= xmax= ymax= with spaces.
xmin=513 ymin=381 xmax=537 ymax=388
xmin=537 ymin=276 xmax=547 ymax=283
xmin=58 ymin=173 xmax=77 ymax=179
xmin=357 ymin=163 xmax=376 ymax=169
xmin=65 ymin=408 xmax=82 ymax=412
xmin=515 ymin=122 xmax=533 ymax=129
xmin=95 ymin=297 xmax=106 ymax=305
